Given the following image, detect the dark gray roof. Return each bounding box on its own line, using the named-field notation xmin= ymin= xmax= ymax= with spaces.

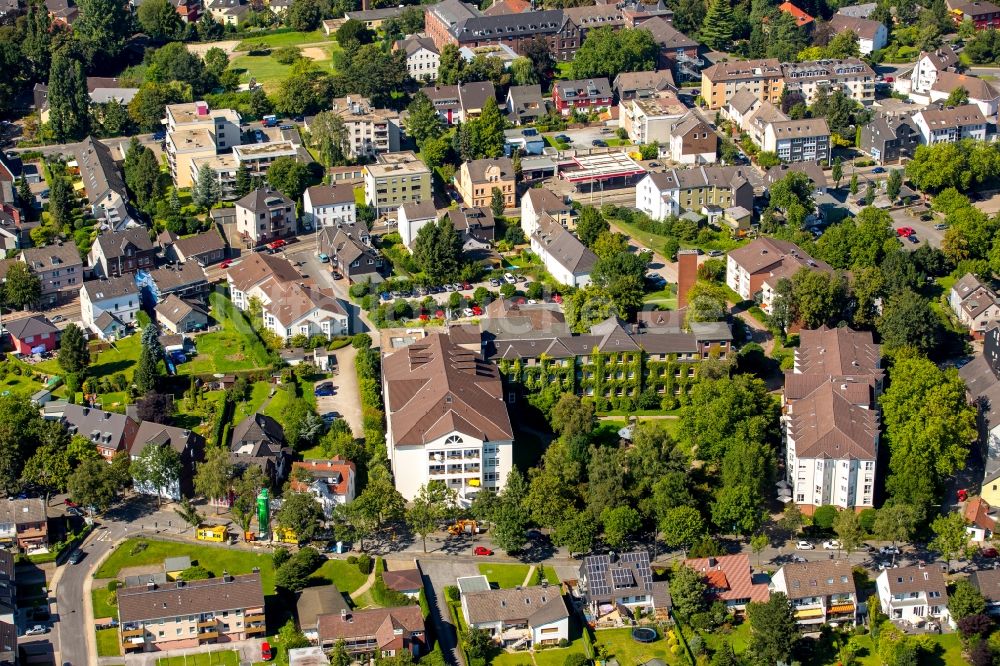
xmin=236 ymin=188 xmax=293 ymax=214
xmin=76 ymin=136 xmax=127 ymax=202
xmin=118 ymin=573 xmax=264 ymax=623
xmin=5 ymin=315 xmax=58 ymax=340
xmin=131 ymin=421 xmax=200 ymax=458
xmin=451 ymin=9 xmax=565 ymax=40
xmin=232 ymin=413 xmax=287 ymax=456
xmin=580 ymin=551 xmax=657 ymax=603
xmin=55 ymin=403 xmax=137 ymax=450
xmin=531 ymin=213 xmax=596 ymax=275
xmin=297 ymin=585 xmax=349 ymax=631
xmin=94 ymin=227 xmax=154 ymax=260
xmin=171 ymin=229 xmax=227 ymax=261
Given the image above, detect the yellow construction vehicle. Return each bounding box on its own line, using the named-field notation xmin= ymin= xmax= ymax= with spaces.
xmin=448 ymin=519 xmax=479 ymax=536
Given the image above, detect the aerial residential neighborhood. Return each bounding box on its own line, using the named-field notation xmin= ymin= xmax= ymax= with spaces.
xmin=5 ymin=0 xmax=1000 ymax=664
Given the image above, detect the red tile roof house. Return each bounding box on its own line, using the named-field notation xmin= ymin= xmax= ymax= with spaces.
xmin=5 ymin=315 xmax=59 ymax=355
xmin=778 ymin=1 xmax=815 ymax=27
xmin=381 ymin=569 xmax=424 ymax=599
xmin=289 ymin=458 xmax=357 ymax=518
xmin=317 ymin=606 xmax=425 ymax=657
xmin=552 ymin=78 xmax=613 ymax=116
xmin=683 ymin=553 xmax=770 ymax=615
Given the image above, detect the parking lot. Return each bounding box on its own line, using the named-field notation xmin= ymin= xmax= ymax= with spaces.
xmin=888 ymin=205 xmax=945 ymax=249
xmin=314 ymin=346 xmax=363 ymax=437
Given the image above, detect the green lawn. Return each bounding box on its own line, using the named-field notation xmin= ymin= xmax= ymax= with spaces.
xmin=156 ymin=651 xmax=240 ymax=666
xmin=92 ymin=588 xmax=117 ymax=619
xmin=232 ymin=42 xmax=341 ymax=92
xmin=593 ymin=627 xmax=680 ymax=666
xmin=32 ymin=334 xmax=142 ymax=379
xmin=605 ymin=138 xmax=632 ymax=147
xmin=233 ymin=381 xmax=272 ymax=424
xmin=609 ymin=217 xmax=745 ymax=256
xmin=234 ymin=29 xmax=327 ymax=50
xmin=541 ymin=566 xmax=560 ymax=584
xmin=309 ymin=559 xmax=369 ymax=594
xmin=95 ymin=628 xmax=121 ymax=657
xmin=701 ymin=622 xmax=750 ymax=656
xmin=478 ymin=563 xmax=530 ymax=589
xmin=181 ymin=293 xmax=272 ymax=374
xmin=643 ymin=286 xmax=677 ymax=308
xmin=554 ymin=62 xmax=573 ymax=79
xmin=353 ymin=186 xmax=366 ymax=205
xmin=0 ymin=368 xmax=46 ymax=397
xmin=492 ymin=637 xmax=589 ymax=666
xmin=263 ymin=377 xmax=317 ymax=424
xmin=95 ymin=539 xmax=277 ymax=594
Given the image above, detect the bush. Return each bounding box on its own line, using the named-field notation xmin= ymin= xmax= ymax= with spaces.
xmin=445 ymin=585 xmax=461 ymax=602
xmin=273 ymin=547 xmax=291 ymax=568
xmin=357 ymin=553 xmax=373 ymax=574
xmin=813 ymin=505 xmax=839 ymax=530
xmin=107 ymin=580 xmax=120 ymax=592
xmin=564 ymin=653 xmax=589 ymax=666
xmin=347 ymin=555 xmax=358 ymax=564
xmin=273 ymin=46 xmax=302 ymax=64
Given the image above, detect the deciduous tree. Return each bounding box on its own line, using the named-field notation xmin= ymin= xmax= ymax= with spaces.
xmin=131 ymin=443 xmax=182 ymax=506
xmin=3 ymin=262 xmax=40 ymax=311
xmin=276 ymin=491 xmax=323 ymax=541
xmin=407 ymin=481 xmax=456 ymax=553
xmin=194 ymin=446 xmax=234 ymax=512
xmin=746 ymin=593 xmax=797 ymax=666
xmin=48 ymin=50 xmax=90 ymax=142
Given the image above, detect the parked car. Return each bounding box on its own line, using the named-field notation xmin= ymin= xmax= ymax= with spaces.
xmin=503 ymin=273 xmax=517 ymax=284
xmin=315 ymin=383 xmax=335 ymax=397
xmin=25 ymin=625 xmax=48 ymax=636
xmin=462 ymin=308 xmax=475 ymax=318
xmin=66 ymin=507 xmax=82 ymax=517
xmin=462 ymin=282 xmax=472 ymax=290
xmin=592 ymin=139 xmax=607 ymax=147
xmin=983 ymin=547 xmax=999 ymax=558
xmin=474 ymin=546 xmax=493 ymax=556
xmin=908 ymin=234 xmax=919 ymax=244
xmin=822 ymin=540 xmax=841 ymax=550
xmin=795 ymin=540 xmax=814 ymax=550
xmin=261 ymin=642 xmax=273 ymax=661
xmin=50 ymin=315 xmax=64 ymax=323
xmin=792 ymin=555 xmax=807 ymax=563
xmin=872 ymin=166 xmax=886 ymax=174
xmin=489 ymin=278 xmax=502 ymax=287
xmin=708 ymin=250 xmax=724 ymax=257
xmin=317 ymin=253 xmax=330 ymax=263
xmin=68 ymin=550 xmax=83 ymax=565
xmin=331 ymin=270 xmax=343 ymax=280
xmin=220 ymin=259 xmax=233 ymax=269
xmin=648 ymin=162 xmax=661 ymax=168
xmin=879 ymin=545 xmax=900 ymax=555
xmin=554 ymin=134 xmax=571 ymax=143
xmin=934 ymin=223 xmax=948 ymax=230
xmin=895 ymin=226 xmax=915 ymax=237
xmin=64 ymin=499 xmax=78 ymax=507
xmin=471 ymin=306 xmax=483 ymax=316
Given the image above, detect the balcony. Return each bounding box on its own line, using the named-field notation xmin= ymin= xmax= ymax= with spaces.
xmin=246 ymin=624 xmax=267 ymax=636
xmin=198 ymin=619 xmax=217 ymax=628
xmin=245 ymin=612 xmax=265 ymax=624
xmin=198 ymin=630 xmax=219 ymax=641
xmin=121 ymin=627 xmax=144 ymax=638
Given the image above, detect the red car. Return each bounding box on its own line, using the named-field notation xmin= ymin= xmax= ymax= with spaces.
xmin=267 ymin=239 xmax=287 ymax=250
xmin=474 ymin=546 xmax=493 ymax=556
xmin=984 ymin=547 xmax=999 ymax=558
xmin=63 ymin=499 xmax=78 ymax=508
xmin=471 ymin=306 xmax=483 ymax=316
xmin=896 ymin=227 xmax=915 ymax=237
xmin=462 ymin=282 xmax=472 ymax=290
xmin=220 ymin=259 xmax=233 ymax=269
xmin=261 ymin=641 xmax=273 ymax=661
xmin=435 ymin=310 xmax=446 ymax=319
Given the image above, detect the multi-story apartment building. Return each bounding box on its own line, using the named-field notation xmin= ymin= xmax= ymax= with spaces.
xmin=75 ymin=136 xmax=137 ymax=231
xmin=303 ymin=185 xmax=356 ymax=229
xmin=455 ymin=158 xmax=516 ymax=209
xmin=928 ymin=71 xmax=1000 ymax=117
xmin=189 ymin=153 xmax=239 ymax=200
xmin=20 ymin=243 xmax=83 ymax=307
xmin=948 ymin=0 xmax=1000 ymax=29
xmin=48 ymin=403 xmax=140 ymax=460
xmin=330 ymin=96 xmax=402 ymax=159
xmin=363 ymin=152 xmax=433 ymax=216
xmin=529 ymin=213 xmax=596 ymax=288
xmin=81 ymin=276 xmax=141 ymax=341
xmin=909 ymin=46 xmax=959 ymax=94
xmin=382 ymin=333 xmax=514 ymax=502
xmin=726 ymin=238 xmax=833 ymax=312
xmin=487 ymin=314 xmax=732 ymax=409
xmin=552 ymin=78 xmax=613 ymax=115
xmin=860 ymin=113 xmax=920 ymax=164
xmin=118 ymin=573 xmax=266 ymax=653
xmin=395 ymin=35 xmax=440 ymax=81
xmin=770 ymin=560 xmax=858 ymax=627
xmin=875 ymin=564 xmax=951 ymax=626
xmin=88 ymin=227 xmax=156 ymax=279
xmin=700 ymin=58 xmax=784 ymax=110
xmin=949 ymin=273 xmax=1000 ymax=337
xmin=520 ymin=188 xmax=573 ymax=237
xmin=664 ymin=113 xmax=718 ymax=165
xmin=421 ymin=82 xmax=497 ymax=125
xmin=913 ymin=104 xmax=988 ymax=144
xmin=780 ymin=59 xmax=876 ymax=106
xmin=426 ymin=2 xmax=581 ymax=61
xmin=762 ymin=118 xmax=831 ymax=163
xmin=828 ymin=14 xmax=887 ymax=54
xmin=235 ymin=188 xmax=296 ymax=247
xmin=783 ymin=326 xmax=882 ymax=513
xmin=231 ymin=141 xmax=299 ymax=178
xmin=619 ymin=91 xmax=687 ymax=145
xmin=636 ymin=166 xmax=754 ymax=221
xmin=164 ymin=101 xmax=242 ymax=188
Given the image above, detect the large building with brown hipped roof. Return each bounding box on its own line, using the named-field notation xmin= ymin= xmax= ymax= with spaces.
xmin=782 ymin=326 xmax=883 ymax=514
xmin=382 ymin=333 xmax=514 ymax=502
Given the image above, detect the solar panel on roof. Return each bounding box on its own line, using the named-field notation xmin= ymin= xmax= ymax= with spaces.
xmin=611 ymin=568 xmax=635 ymax=588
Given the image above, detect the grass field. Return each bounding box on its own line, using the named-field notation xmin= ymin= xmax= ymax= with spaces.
xmin=493 ymin=636 xmax=589 ymax=666
xmin=181 ymin=293 xmax=272 ymax=375
xmin=95 ymin=539 xmax=277 ymax=594
xmin=233 ymin=381 xmax=272 ymax=424
xmin=609 ymin=217 xmax=744 ymax=255
xmin=593 ymin=627 xmax=679 ymax=666
xmin=541 ymin=565 xmax=560 ymax=584
xmin=309 ymin=559 xmax=369 ymax=593
xmin=232 ymin=42 xmax=341 ymax=92
xmin=156 ymin=651 xmax=240 ymax=666
xmin=235 ymin=29 xmax=326 ymax=50
xmin=32 ymin=334 xmax=143 ymax=379
xmin=0 ymin=368 xmax=46 ymax=396
xmin=478 ymin=563 xmax=530 ymax=589
xmin=96 ymin=628 xmax=121 ymax=657
xmin=92 ymin=588 xmax=117 ymax=619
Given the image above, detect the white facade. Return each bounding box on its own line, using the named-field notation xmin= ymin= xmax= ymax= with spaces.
xmin=875 ymin=568 xmax=951 ymax=626
xmin=635 ymin=174 xmax=676 ymax=221
xmin=786 ymin=448 xmax=877 ymax=510
xmin=406 ymin=46 xmax=440 ymax=81
xmin=529 ymin=234 xmax=592 ymax=288
xmin=261 ymin=302 xmax=349 ymax=342
xmin=387 ymin=433 xmax=513 ymax=502
xmin=725 ymin=254 xmax=751 ymax=301
xmin=666 ymin=133 xmax=717 ymax=165
xmin=80 ymin=284 xmax=140 ymax=340
xmin=928 ymin=87 xmax=1000 ymax=119
xmin=398 ymin=206 xmax=437 ymax=250
xmin=463 ymin=612 xmax=569 ymax=648
xmin=913 ymin=111 xmax=988 ymax=144
xmin=857 ymin=25 xmax=888 ymax=55
xmin=911 ymin=53 xmax=944 ymax=94
xmin=303 ymin=191 xmax=356 ymax=229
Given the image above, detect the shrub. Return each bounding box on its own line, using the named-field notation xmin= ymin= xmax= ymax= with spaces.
xmin=347 ymin=555 xmax=358 ymax=564
xmin=273 ymin=547 xmax=291 ymax=568
xmin=107 ymin=580 xmax=120 ymax=592
xmin=357 ymin=553 xmax=373 ymax=574
xmin=273 ymin=46 xmax=302 ymax=64
xmin=564 ymin=653 xmax=589 ymax=666
xmin=445 ymin=585 xmax=460 ymax=602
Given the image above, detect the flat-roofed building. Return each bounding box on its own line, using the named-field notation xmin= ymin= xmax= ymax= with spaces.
xmin=363 ymin=152 xmax=433 ymax=216
xmin=330 ymin=96 xmax=401 ymax=158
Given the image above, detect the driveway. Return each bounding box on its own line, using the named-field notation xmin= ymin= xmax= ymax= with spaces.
xmin=418 ymin=559 xmax=482 ymax=666
xmin=315 ymin=346 xmax=363 ymax=438
xmin=888 ymin=206 xmax=944 ymax=249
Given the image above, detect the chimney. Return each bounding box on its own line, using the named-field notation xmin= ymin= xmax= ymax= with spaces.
xmin=708 ymin=557 xmax=717 ymax=567
xmin=196 ymin=101 xmax=209 ymax=116
xmin=677 ymin=249 xmax=699 ymax=309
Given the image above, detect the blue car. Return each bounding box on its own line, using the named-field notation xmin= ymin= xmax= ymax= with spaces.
xmin=315 ymin=383 xmax=334 ymax=396
xmin=872 ymin=166 xmax=886 ymax=174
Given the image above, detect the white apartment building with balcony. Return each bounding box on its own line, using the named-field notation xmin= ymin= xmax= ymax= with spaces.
xmin=382 ymin=333 xmax=514 ymax=502
xmin=780 ymin=58 xmax=876 ymax=106
xmin=329 ymin=96 xmax=402 ymax=159
xmin=876 ymin=564 xmax=952 ymax=627
xmin=783 ymin=326 xmax=883 ymax=514
xmin=913 ymin=104 xmax=988 ymax=144
xmin=163 ymin=101 xmax=242 ymax=188
xmin=770 ymin=560 xmax=859 ymax=627
xmin=234 ymin=188 xmax=296 ymax=246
